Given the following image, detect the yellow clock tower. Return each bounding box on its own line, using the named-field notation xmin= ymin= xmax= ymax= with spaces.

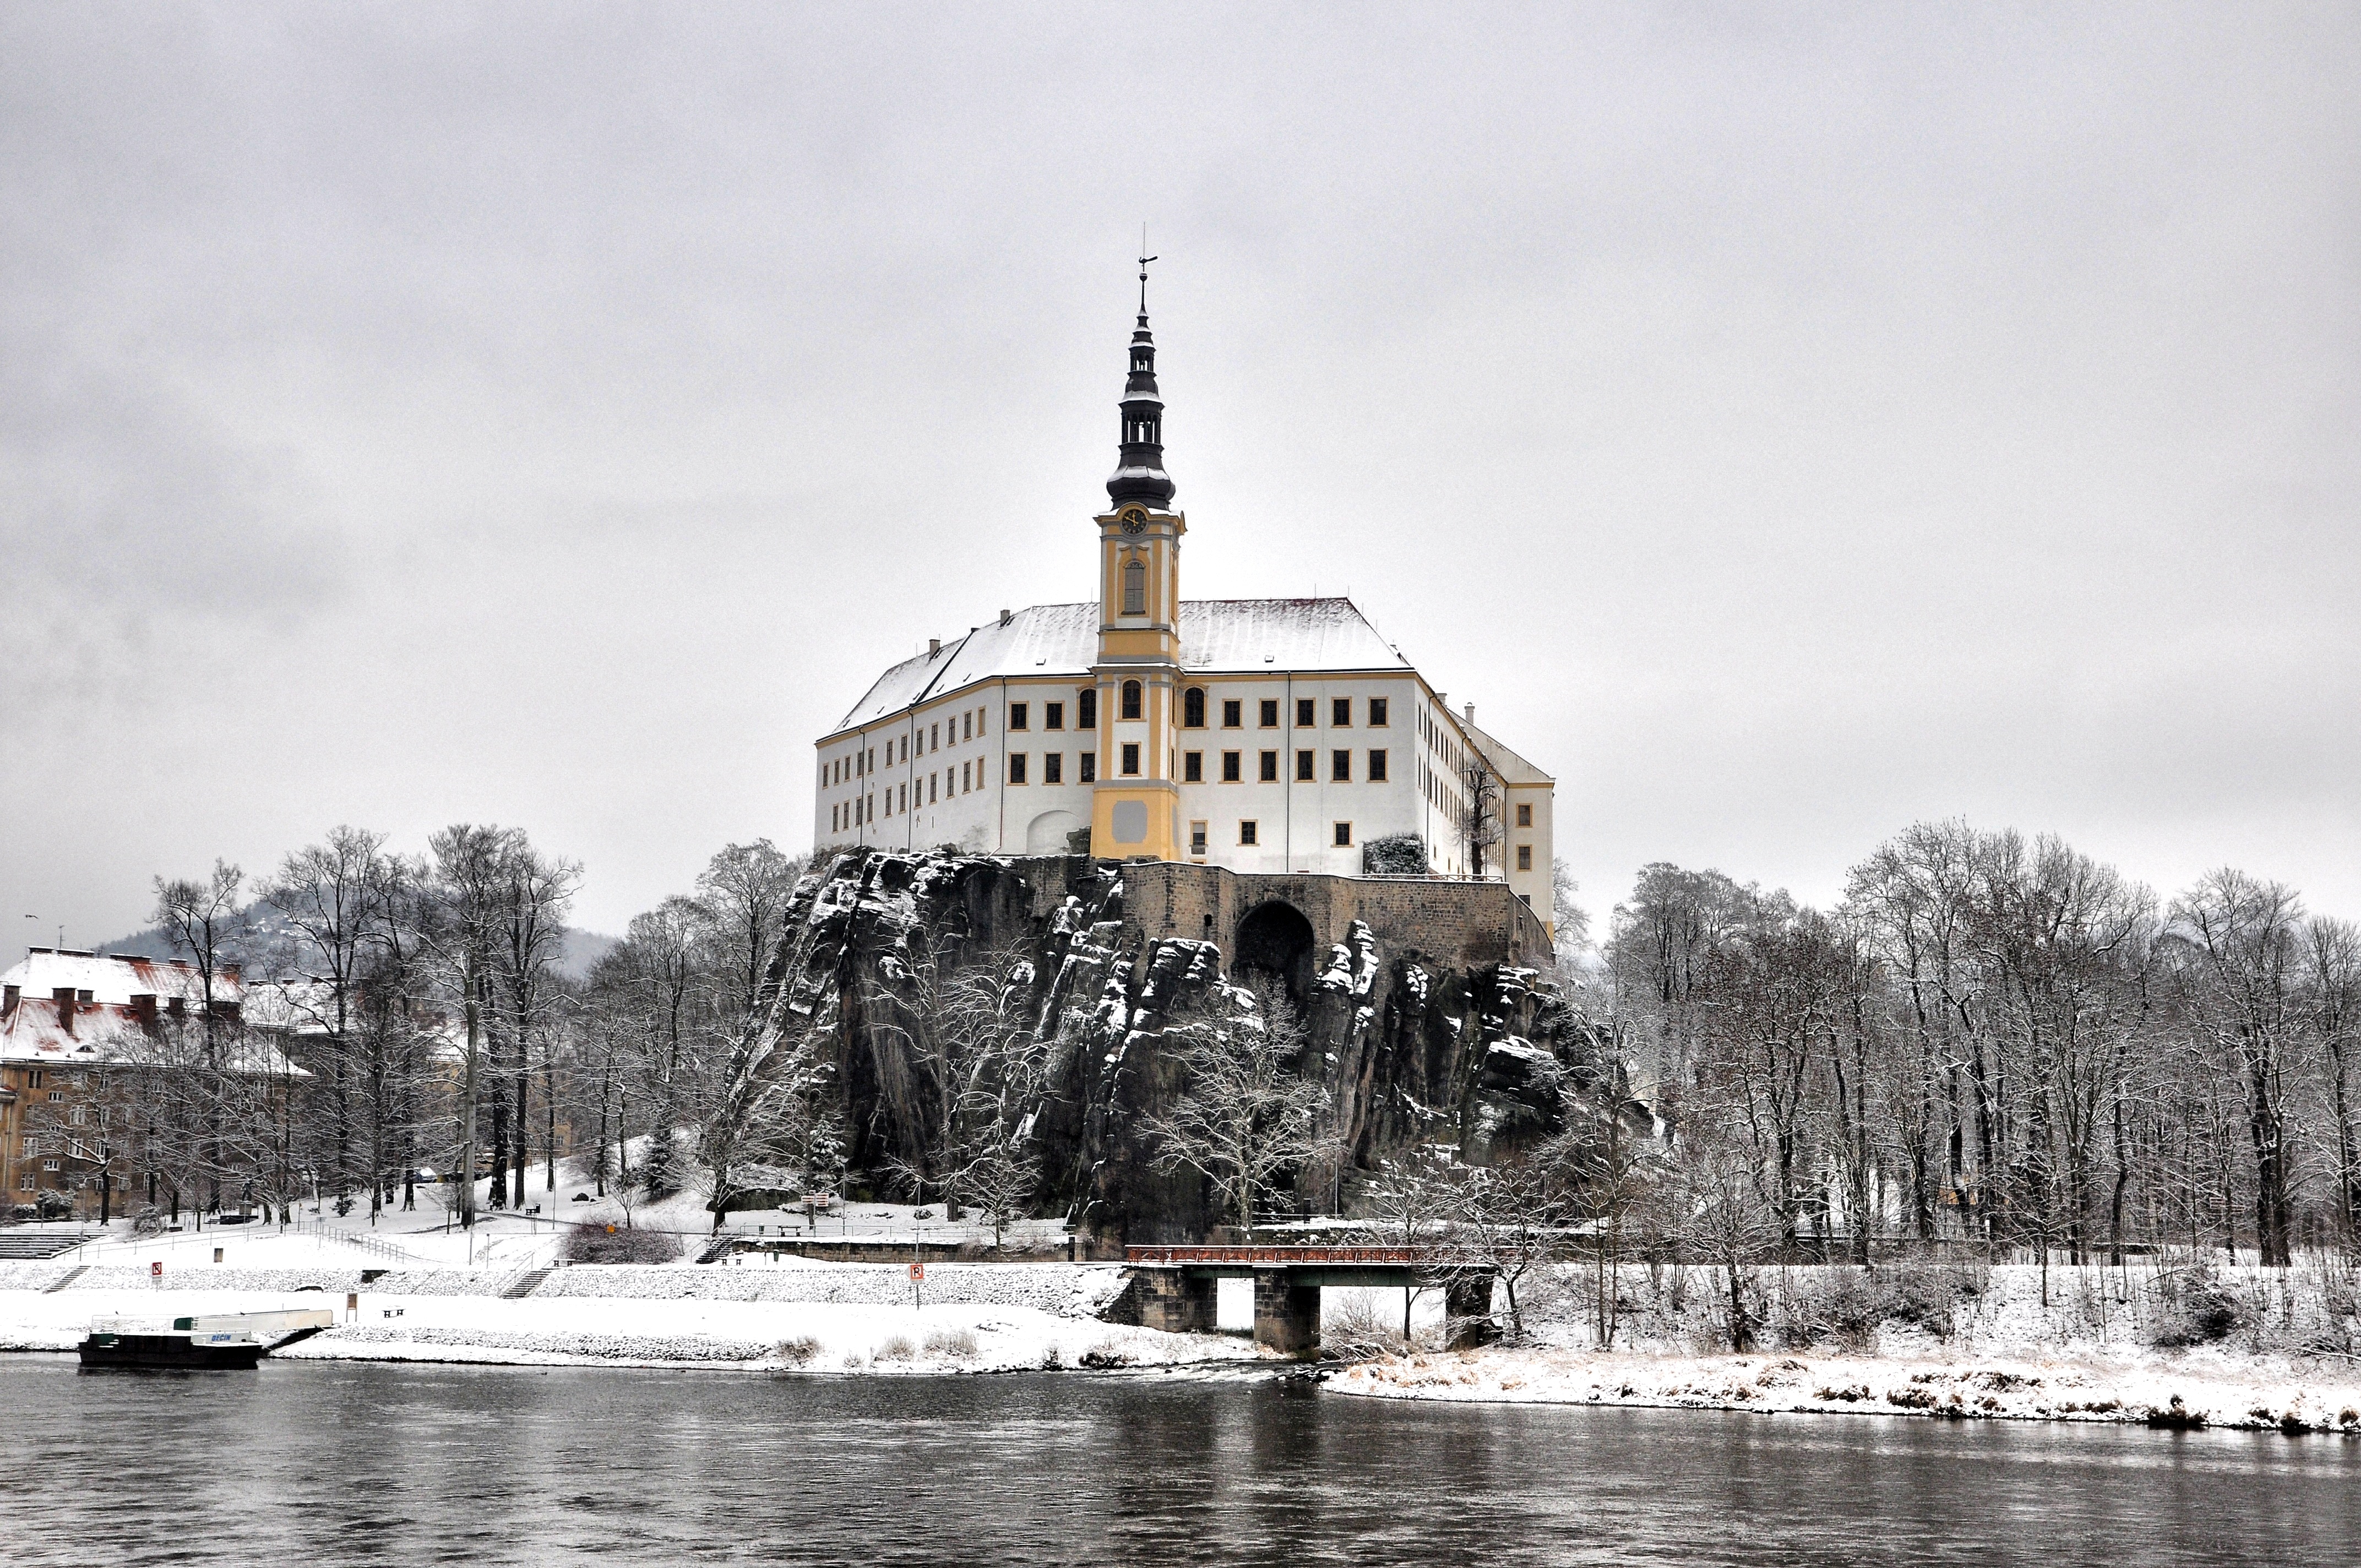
xmin=1089 ymin=253 xmax=1186 ymax=861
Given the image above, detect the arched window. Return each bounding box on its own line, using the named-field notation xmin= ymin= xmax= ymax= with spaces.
xmin=1120 ymin=680 xmax=1143 ymax=721
xmin=1183 ymin=687 xmax=1205 ymax=728
xmin=1078 ymin=688 xmax=1097 ymax=729
xmin=1122 ymin=559 xmax=1146 ymax=616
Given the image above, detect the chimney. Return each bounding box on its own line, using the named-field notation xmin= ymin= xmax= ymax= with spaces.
xmin=168 ymin=996 xmax=186 ymax=1019
xmin=1464 ymin=701 xmax=1475 ymax=723
xmin=928 ymin=638 xmax=941 ymax=655
xmin=130 ymin=993 xmax=157 ymax=1022
xmin=998 ymin=608 xmax=1012 ymax=627
xmin=53 ymin=987 xmax=76 ymax=1036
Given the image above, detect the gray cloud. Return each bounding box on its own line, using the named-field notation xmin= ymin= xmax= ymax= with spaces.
xmin=2 ymin=2 xmax=2354 ymax=948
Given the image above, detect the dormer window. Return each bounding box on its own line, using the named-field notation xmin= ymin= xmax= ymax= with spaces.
xmin=1122 ymin=560 xmax=1146 ymax=616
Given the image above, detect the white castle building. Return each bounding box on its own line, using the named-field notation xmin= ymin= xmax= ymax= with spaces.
xmin=813 ymin=275 xmax=1558 ymax=932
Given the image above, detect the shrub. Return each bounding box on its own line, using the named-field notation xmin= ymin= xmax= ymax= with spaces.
xmin=1078 ymin=1340 xmax=1133 ymax=1369
xmin=2153 ymin=1268 xmax=2246 ymax=1348
xmin=1361 ymin=833 xmax=1427 ymax=876
xmin=35 ymin=1191 xmax=71 ymax=1219
xmin=774 ymin=1336 xmax=822 ymax=1366
xmin=922 ymin=1327 xmax=978 ymax=1359
xmin=878 ymin=1335 xmax=916 ymax=1361
xmin=559 ymin=1224 xmax=682 ymax=1264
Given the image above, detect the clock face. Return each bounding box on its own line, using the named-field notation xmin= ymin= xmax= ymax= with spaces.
xmin=1120 ymin=510 xmax=1148 ymax=534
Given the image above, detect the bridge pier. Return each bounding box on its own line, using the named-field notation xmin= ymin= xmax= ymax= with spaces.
xmin=1444 ymin=1273 xmax=1501 ymax=1348
xmin=1253 ymin=1269 xmax=1321 ymax=1355
xmin=1131 ymin=1270 xmax=1219 ymax=1334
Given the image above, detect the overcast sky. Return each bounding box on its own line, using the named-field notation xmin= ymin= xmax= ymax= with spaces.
xmin=3 ymin=2 xmax=2354 ymax=951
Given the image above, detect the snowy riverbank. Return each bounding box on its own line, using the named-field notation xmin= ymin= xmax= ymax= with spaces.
xmin=1329 ymin=1346 xmax=2361 ymax=1433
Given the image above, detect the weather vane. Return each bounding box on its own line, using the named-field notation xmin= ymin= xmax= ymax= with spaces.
xmin=1138 ymin=222 xmax=1156 ymax=314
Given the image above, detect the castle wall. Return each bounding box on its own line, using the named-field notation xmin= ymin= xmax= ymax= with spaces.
xmin=1109 ymin=860 xmax=1553 ymax=974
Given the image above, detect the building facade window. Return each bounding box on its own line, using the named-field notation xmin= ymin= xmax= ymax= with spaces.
xmin=1221 ymin=750 xmax=1242 ymax=782
xmin=1516 ymin=803 xmax=1532 ymax=827
xmin=1183 ymin=688 xmax=1206 ymax=727
xmin=1079 ymin=688 xmax=1097 ymax=728
xmin=1009 ymin=703 xmax=1029 ymax=731
xmin=1332 ymin=822 xmax=1352 ymax=847
xmin=1008 ymin=754 xmax=1027 ymax=785
xmin=1332 ymin=697 xmax=1352 ymax=726
xmin=1122 ymin=559 xmax=1146 ymax=615
xmin=1297 ymin=697 xmax=1315 ymax=726
xmin=1259 ymin=750 xmax=1279 ymax=782
xmin=1239 ymin=820 xmax=1259 ymax=846
xmin=1368 ymin=749 xmax=1388 ymax=782
xmin=1331 ymin=749 xmax=1351 ymax=782
xmin=1259 ymin=699 xmax=1280 ymax=727
xmin=1183 ymin=751 xmax=1203 ymax=782
xmin=1296 ymin=750 xmax=1314 ymax=781
xmin=1045 ymin=753 xmax=1063 ymax=784
xmin=1079 ymin=753 xmax=1097 ymax=783
xmin=1121 ymin=680 xmax=1143 ymax=720
xmin=1190 ymin=821 xmax=1208 ymax=856
xmin=1045 ymin=702 xmax=1064 ymax=730
xmin=1369 ymin=697 xmax=1389 ymax=726
xmin=1121 ymin=743 xmax=1141 ymax=775
xmin=1516 ymin=844 xmax=1533 ymax=871
xmin=961 ymin=762 xmax=971 ymax=792
xmin=1222 ymin=699 xmax=1242 ymax=728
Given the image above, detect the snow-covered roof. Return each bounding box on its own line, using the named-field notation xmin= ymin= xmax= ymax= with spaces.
xmin=2 ymin=949 xmax=243 ymax=1007
xmin=831 ymin=598 xmax=1414 ymax=733
xmin=1465 ymin=718 xmax=1556 ymax=786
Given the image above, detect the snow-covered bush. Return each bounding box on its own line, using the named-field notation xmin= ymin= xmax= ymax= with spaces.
xmin=774 ymin=1335 xmax=821 ymax=1366
xmin=2152 ymin=1267 xmax=2248 ymax=1347
xmin=922 ymin=1326 xmax=977 ymax=1359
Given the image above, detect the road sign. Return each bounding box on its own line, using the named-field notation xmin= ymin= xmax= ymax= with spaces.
xmin=150 ymin=1261 xmax=162 ymax=1283
xmin=907 ymin=1262 xmax=925 ymax=1282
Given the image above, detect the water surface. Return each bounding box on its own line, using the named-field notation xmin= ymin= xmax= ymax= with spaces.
xmin=2 ymin=1356 xmax=2353 ymax=1565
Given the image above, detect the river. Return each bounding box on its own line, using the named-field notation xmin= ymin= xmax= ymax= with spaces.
xmin=2 ymin=1356 xmax=2354 ymax=1565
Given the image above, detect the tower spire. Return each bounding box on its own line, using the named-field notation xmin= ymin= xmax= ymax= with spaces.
xmin=1107 ymin=239 xmax=1174 ymax=509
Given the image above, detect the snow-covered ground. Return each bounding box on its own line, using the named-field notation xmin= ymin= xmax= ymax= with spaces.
xmin=0 ymin=1256 xmax=1265 ymax=1375
xmin=1330 ymin=1346 xmax=2361 ymax=1433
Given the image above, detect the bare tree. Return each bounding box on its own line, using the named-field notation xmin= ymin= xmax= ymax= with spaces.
xmin=1143 ymin=987 xmax=1334 ymax=1238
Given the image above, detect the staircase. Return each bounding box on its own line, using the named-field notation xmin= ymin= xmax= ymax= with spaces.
xmin=0 ymin=1230 xmax=101 ymax=1260
xmin=499 ymin=1266 xmax=555 ymax=1300
xmin=41 ymin=1265 xmax=89 ymax=1293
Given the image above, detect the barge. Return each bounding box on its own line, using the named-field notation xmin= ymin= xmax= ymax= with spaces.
xmin=78 ymin=1310 xmax=335 ymax=1370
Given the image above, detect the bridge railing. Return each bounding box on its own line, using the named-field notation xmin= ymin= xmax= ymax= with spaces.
xmin=1124 ymin=1244 xmax=1438 ymax=1266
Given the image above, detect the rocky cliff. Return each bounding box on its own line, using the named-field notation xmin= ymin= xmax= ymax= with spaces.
xmin=756 ymin=850 xmax=1633 ymax=1245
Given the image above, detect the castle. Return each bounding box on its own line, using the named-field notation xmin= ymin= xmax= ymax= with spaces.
xmin=812 ymin=270 xmax=1557 ymax=935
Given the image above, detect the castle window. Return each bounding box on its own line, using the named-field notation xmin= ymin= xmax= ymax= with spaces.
xmin=1121 ymin=680 xmax=1143 ymax=720
xmin=899 ymin=783 xmax=907 ymax=812
xmin=1221 ymin=750 xmax=1242 ymax=783
xmin=1008 ymin=754 xmax=1027 ymax=785
xmin=1046 ymin=702 xmax=1064 ymax=731
xmin=1516 ymin=845 xmax=1533 ymax=872
xmin=1370 ymin=697 xmax=1389 ymax=727
xmin=1184 ymin=751 xmax=1203 ymax=782
xmin=1045 ymin=753 xmax=1063 ymax=785
xmin=962 ymin=714 xmax=971 ymax=742
xmin=961 ymin=762 xmax=971 ymax=792
xmin=1516 ymin=803 xmax=1532 ymax=827
xmin=1222 ymin=699 xmax=1242 ymax=728
xmin=1332 ymin=697 xmax=1352 ymax=727
xmin=1079 ymin=753 xmax=1097 ymax=783
xmin=1009 ymin=703 xmax=1029 ymax=731
xmin=1259 ymin=700 xmax=1279 ymax=728
xmin=1297 ymin=697 xmax=1315 ymax=727
xmin=1122 ymin=560 xmax=1146 ymax=616
xmin=1259 ymin=750 xmax=1279 ymax=782
xmin=1332 ymin=750 xmax=1351 ymax=782
xmin=1078 ymin=688 xmax=1097 ymax=729
xmin=1368 ymin=749 xmax=1388 ymax=782
xmin=977 ymin=707 xmax=986 ymax=736
xmin=1333 ymin=822 xmax=1353 ymax=847
xmin=929 ymin=773 xmax=938 ymax=802
xmin=1183 ymin=688 xmax=1205 ymax=728
xmin=1239 ymin=820 xmax=1259 ymax=846
xmin=1121 ymin=743 xmax=1141 ymax=775
xmin=1190 ymin=821 xmax=1208 ymax=857
xmin=1296 ymin=750 xmax=1314 ymax=781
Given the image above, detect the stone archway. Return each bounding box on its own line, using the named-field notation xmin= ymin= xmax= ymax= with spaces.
xmin=1233 ymin=900 xmax=1317 ymax=1006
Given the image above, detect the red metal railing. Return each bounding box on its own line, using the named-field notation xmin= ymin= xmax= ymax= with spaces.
xmin=1124 ymin=1244 xmax=1433 ymax=1266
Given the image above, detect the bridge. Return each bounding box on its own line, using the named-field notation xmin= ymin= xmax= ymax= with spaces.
xmin=1122 ymin=1244 xmax=1494 ymax=1355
